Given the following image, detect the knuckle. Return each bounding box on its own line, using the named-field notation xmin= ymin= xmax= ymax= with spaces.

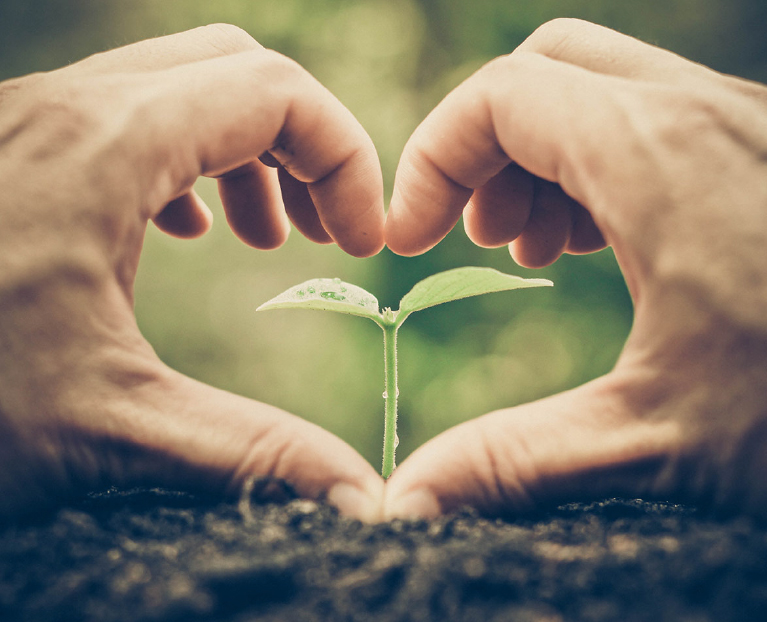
xmin=10 ymin=74 xmax=97 ymax=147
xmin=644 ymin=87 xmax=730 ymax=144
xmin=523 ymin=17 xmax=589 ymax=51
xmin=252 ymin=50 xmax=315 ymax=157
xmin=8 ymin=71 xmax=146 ymax=190
xmin=0 ymin=72 xmax=43 ymax=105
xmin=196 ymin=23 xmax=261 ymax=54
xmin=475 ymin=53 xmax=517 ymax=83
xmin=257 ymin=48 xmax=305 ymax=83
xmin=721 ymin=73 xmax=767 ymax=107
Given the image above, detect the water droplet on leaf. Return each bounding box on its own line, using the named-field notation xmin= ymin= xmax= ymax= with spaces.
xmin=394 ymin=434 xmax=399 ymax=448
xmin=296 ymin=290 xmax=305 ymax=297
xmin=320 ymin=291 xmax=346 ymax=301
xmin=382 ymin=391 xmax=388 ymax=399
xmin=307 ymin=286 xmax=316 ymax=294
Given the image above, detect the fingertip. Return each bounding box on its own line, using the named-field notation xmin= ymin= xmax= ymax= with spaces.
xmin=153 ymin=191 xmax=214 ymax=239
xmin=278 ymin=167 xmax=334 ymax=245
xmin=328 ymin=202 xmax=385 ymax=258
xmin=383 ymin=485 xmax=442 ymax=521
xmin=306 ymin=148 xmax=386 ymax=258
xmin=508 ymin=239 xmax=561 ymax=269
xmin=566 ymin=203 xmax=607 ymax=254
xmin=328 ymin=478 xmax=386 ymax=523
xmin=197 ymin=196 xmax=215 ymax=231
xmin=339 ymin=193 xmax=386 ymax=258
xmin=218 ymin=161 xmax=291 ymax=250
xmin=508 ymin=180 xmax=573 ymax=268
xmin=348 ymin=235 xmax=386 ymax=258
xmin=462 ymin=163 xmax=535 ymax=248
xmin=384 ymin=204 xmax=432 ymax=257
xmin=384 ymin=165 xmax=471 ymax=257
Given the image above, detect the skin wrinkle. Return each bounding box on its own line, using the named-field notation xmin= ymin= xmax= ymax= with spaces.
xmin=485 ymin=53 xmax=555 ymax=183
xmin=185 ymin=51 xmax=293 ymax=178
xmin=307 ymin=142 xmax=364 ymax=190
xmin=519 ymin=18 xmax=708 ymax=86
xmin=117 ymin=76 xmax=203 ymax=217
xmin=0 ymin=76 xmax=28 ymax=107
xmin=68 ymin=24 xmax=260 ymax=76
xmin=202 ymin=23 xmax=262 ymax=56
xmin=0 ymin=26 xmax=386 ymax=523
xmin=3 ymin=19 xmax=767 ymax=524
xmin=414 ymin=144 xmax=474 ymax=197
xmin=269 ymin=69 xmax=355 ymax=183
xmin=525 ymin=18 xmax=582 ymax=65
xmin=479 ymin=419 xmax=536 ymax=513
xmin=439 ymin=87 xmax=509 ymax=190
xmin=228 ymin=421 xmax=288 ymax=497
xmin=383 ymin=19 xmax=765 ymax=520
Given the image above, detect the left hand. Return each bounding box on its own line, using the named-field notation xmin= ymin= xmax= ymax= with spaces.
xmin=0 ymin=24 xmax=385 ymax=523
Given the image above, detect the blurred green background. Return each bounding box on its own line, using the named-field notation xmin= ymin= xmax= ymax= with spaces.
xmin=2 ymin=0 xmax=765 ymax=471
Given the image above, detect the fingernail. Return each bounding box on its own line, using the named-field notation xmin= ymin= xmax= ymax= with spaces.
xmin=384 ymin=487 xmax=441 ymax=521
xmin=327 ymin=480 xmax=384 ymax=524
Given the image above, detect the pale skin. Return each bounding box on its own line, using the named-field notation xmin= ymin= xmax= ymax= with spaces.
xmin=0 ymin=24 xmax=386 ymax=523
xmin=384 ymin=18 xmax=767 ymax=519
xmin=1 ymin=19 xmax=766 ymax=525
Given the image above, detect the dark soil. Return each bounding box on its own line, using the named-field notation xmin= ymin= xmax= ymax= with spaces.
xmin=1 ymin=485 xmax=766 ymax=621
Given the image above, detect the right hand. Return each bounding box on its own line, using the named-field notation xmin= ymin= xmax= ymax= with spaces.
xmin=384 ymin=19 xmax=767 ymax=519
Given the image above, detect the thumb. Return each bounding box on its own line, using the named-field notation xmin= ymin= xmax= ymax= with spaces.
xmin=383 ymin=374 xmax=680 ymax=519
xmin=105 ymin=367 xmax=384 ymax=523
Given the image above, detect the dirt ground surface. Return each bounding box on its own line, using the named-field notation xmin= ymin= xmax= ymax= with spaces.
xmin=1 ymin=485 xmax=766 ymax=621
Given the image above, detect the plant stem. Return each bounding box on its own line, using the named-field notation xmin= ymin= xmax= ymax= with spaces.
xmin=381 ymin=320 xmax=398 ymax=479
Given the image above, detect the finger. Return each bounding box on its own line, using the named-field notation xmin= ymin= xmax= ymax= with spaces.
xmin=463 ymin=163 xmax=534 ymax=248
xmin=217 ymin=161 xmax=291 ymax=250
xmin=386 ymin=51 xmax=617 ymax=256
xmin=119 ymin=369 xmax=384 ymax=523
xmin=278 ymin=166 xmax=334 ymax=244
xmin=509 ymin=179 xmax=573 ymax=268
xmin=519 ymin=18 xmax=716 ymax=84
xmin=385 ymin=90 xmax=507 ymax=256
xmin=567 ymin=203 xmax=607 ymax=255
xmin=70 ymin=23 xmax=262 ymax=74
xmin=153 ymin=190 xmax=213 ymax=239
xmin=383 ymin=376 xmax=680 ymax=519
xmin=138 ymin=49 xmax=384 ymax=258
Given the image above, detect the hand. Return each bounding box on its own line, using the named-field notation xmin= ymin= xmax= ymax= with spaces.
xmin=384 ymin=19 xmax=767 ymax=518
xmin=0 ymin=25 xmax=385 ymax=522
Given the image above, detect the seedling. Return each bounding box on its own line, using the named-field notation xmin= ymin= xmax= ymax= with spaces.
xmin=257 ymin=266 xmax=552 ymax=478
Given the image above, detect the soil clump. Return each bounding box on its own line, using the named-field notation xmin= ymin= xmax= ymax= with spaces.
xmin=1 ymin=486 xmax=766 ymax=620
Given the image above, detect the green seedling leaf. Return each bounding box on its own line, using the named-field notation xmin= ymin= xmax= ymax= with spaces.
xmin=256 ymin=277 xmax=382 ymax=324
xmin=258 ymin=266 xmax=553 ymax=479
xmin=397 ymin=266 xmax=552 ymax=325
